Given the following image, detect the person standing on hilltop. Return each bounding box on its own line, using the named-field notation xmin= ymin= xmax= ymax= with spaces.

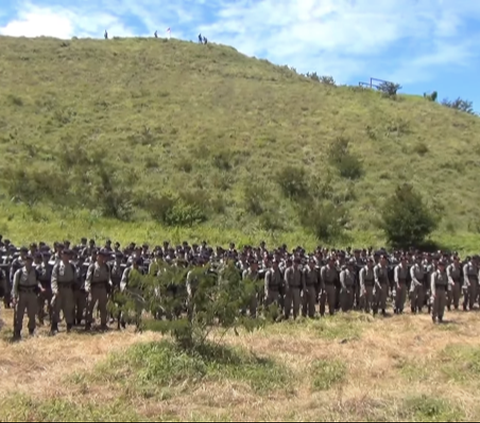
xmin=104 ymin=30 xmax=108 ymax=39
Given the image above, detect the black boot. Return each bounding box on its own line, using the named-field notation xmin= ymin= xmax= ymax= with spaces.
xmin=12 ymin=330 xmax=21 ymax=341
xmin=85 ymin=322 xmax=91 ymax=331
xmin=66 ymin=324 xmax=72 ymax=333
xmin=411 ymin=306 xmax=416 ymax=314
xmin=50 ymin=323 xmax=58 ymax=336
xmin=29 ymin=329 xmax=35 ymax=336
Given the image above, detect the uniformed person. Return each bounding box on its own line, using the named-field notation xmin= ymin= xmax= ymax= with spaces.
xmin=85 ymin=249 xmax=112 ymax=330
xmin=12 ymin=254 xmax=42 ymax=339
xmin=373 ymin=255 xmax=390 ymax=316
xmin=284 ymin=258 xmax=304 ymax=319
xmin=242 ymin=260 xmax=259 ymax=318
xmin=410 ymin=255 xmax=425 ymax=313
xmin=50 ymin=249 xmax=76 ymax=334
xmin=320 ymin=256 xmax=338 ymax=316
xmin=359 ymin=258 xmax=375 ymax=313
xmin=431 ymin=259 xmax=449 ymax=323
xmin=303 ymin=257 xmax=320 ymax=318
xmin=340 ymin=259 xmax=356 ymax=312
xmin=394 ymin=256 xmax=409 ymax=314
xmin=120 ymin=258 xmax=144 ymax=331
xmin=462 ymin=255 xmax=479 ymax=311
xmin=264 ymin=259 xmax=283 ymax=309
xmin=446 ymin=256 xmax=462 ymax=310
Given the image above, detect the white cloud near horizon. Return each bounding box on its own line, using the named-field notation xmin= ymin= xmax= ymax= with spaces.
xmin=1 ymin=0 xmax=479 ymax=85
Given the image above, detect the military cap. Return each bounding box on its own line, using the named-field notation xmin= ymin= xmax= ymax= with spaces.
xmin=89 ymin=239 xmax=95 ymax=244
xmin=30 ymin=243 xmax=37 ymax=248
xmin=106 ymin=239 xmax=112 ymax=244
xmin=81 ymin=237 xmax=87 ymax=243
xmin=20 ymin=246 xmax=28 ymax=253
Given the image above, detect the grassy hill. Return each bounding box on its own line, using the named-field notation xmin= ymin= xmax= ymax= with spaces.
xmin=1 ymin=36 xmax=480 ymax=250
xmin=2 ymin=309 xmax=480 ymax=422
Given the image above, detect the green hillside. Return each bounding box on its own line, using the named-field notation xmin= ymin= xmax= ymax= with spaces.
xmin=0 ymin=36 xmax=479 ymax=250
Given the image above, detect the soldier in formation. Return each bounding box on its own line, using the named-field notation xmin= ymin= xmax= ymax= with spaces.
xmin=1 ymin=236 xmax=479 ymax=340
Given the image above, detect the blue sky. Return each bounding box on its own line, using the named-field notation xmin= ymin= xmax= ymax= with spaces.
xmin=1 ymin=0 xmax=479 ymax=109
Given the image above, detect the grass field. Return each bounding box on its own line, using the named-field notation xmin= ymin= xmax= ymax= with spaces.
xmin=1 ymin=36 xmax=480 ymax=251
xmin=2 ymin=308 xmax=480 ymax=422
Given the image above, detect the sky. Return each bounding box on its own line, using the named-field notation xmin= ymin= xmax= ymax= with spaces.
xmin=0 ymin=0 xmax=479 ymax=109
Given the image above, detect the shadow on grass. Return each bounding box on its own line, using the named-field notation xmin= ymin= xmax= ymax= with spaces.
xmin=83 ymin=339 xmax=292 ymax=398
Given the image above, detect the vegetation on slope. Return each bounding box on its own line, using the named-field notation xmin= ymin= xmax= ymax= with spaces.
xmin=0 ymin=36 xmax=479 ymax=249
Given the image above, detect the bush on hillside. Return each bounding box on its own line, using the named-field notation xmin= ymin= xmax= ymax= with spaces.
xmin=327 ymin=137 xmax=363 ymax=180
xmin=298 ymin=200 xmax=349 ymax=242
xmin=276 ymin=165 xmax=310 ymax=199
xmin=319 ymin=76 xmax=336 ymax=86
xmin=381 ymin=183 xmax=439 ymax=248
xmin=145 ymin=191 xmax=209 ymax=227
xmin=423 ymin=91 xmax=438 ymax=102
xmin=441 ymin=97 xmax=476 ymax=115
xmin=378 ymin=81 xmax=402 ymax=98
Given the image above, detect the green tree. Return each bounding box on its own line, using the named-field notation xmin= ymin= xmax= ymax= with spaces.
xmin=381 ymin=183 xmax=439 ymax=247
xmin=116 ymin=261 xmax=263 ymax=350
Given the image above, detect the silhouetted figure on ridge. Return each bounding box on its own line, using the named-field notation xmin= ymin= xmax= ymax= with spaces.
xmin=154 ymin=30 xmax=158 ymax=38
xmin=104 ymin=30 xmax=108 ymax=39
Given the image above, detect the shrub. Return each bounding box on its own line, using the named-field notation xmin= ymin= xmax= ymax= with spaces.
xmin=378 ymin=81 xmax=401 ymax=97
xmin=381 ymin=183 xmax=439 ymax=247
xmin=276 ymin=165 xmax=310 ymax=199
xmin=423 ymin=91 xmax=438 ymax=102
xmin=298 ymin=200 xmax=349 ymax=242
xmin=441 ymin=97 xmax=476 ymax=115
xmin=116 ymin=261 xmax=264 ymax=349
xmin=327 ymin=137 xmax=363 ymax=180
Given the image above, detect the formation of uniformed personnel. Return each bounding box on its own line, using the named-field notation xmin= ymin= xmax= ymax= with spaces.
xmin=3 ymin=238 xmax=480 ymax=340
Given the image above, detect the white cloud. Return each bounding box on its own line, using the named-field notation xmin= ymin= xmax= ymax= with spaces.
xmin=0 ymin=0 xmax=479 ymax=84
xmin=0 ymin=6 xmax=75 ymax=38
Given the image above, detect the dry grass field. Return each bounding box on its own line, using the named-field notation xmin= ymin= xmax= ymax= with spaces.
xmin=1 ymin=307 xmax=480 ymax=422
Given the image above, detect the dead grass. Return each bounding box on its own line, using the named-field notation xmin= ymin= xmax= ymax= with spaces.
xmin=2 ymin=307 xmax=480 ymax=421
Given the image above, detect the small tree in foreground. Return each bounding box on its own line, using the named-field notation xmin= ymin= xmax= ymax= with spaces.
xmin=381 ymin=183 xmax=439 ymax=248
xmin=114 ymin=261 xmax=263 ymax=350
